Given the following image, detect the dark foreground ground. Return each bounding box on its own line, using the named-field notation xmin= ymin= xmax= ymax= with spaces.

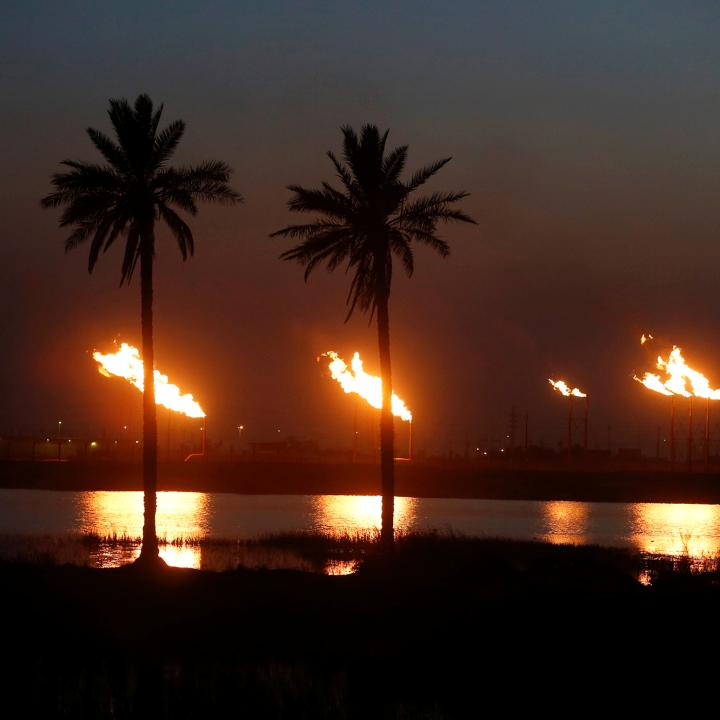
xmin=3 ymin=536 xmax=719 ymax=718
xmin=3 ymin=458 xmax=720 ymax=503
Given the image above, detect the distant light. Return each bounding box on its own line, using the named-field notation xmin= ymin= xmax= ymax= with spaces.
xmin=90 ymin=441 xmax=98 ymax=448
xmin=483 ymin=451 xmax=488 ymax=456
xmin=68 ymin=439 xmax=72 ymax=443
xmin=475 ymin=447 xmax=479 ymax=451
xmin=45 ymin=438 xmax=50 ymax=442
xmin=114 ymin=440 xmax=118 ymax=444
xmin=500 ymin=448 xmax=505 ymax=453
xmin=135 ymin=440 xmax=140 ymax=444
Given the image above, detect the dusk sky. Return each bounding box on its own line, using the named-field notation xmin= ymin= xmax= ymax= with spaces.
xmin=3 ymin=1 xmax=720 ymax=454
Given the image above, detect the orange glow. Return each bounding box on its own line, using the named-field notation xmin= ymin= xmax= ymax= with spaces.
xmin=540 ymin=501 xmax=589 ymax=545
xmin=548 ymin=378 xmax=587 ymax=398
xmin=633 ymin=503 xmax=720 ymax=557
xmin=322 ymin=351 xmax=412 ymax=421
xmin=93 ymin=342 xmax=206 ymax=418
xmin=159 ymin=545 xmax=202 ymax=569
xmin=313 ymin=495 xmax=416 ymax=534
xmin=634 ymin=344 xmax=720 ymax=399
xmin=75 ymin=491 xmax=208 ymax=568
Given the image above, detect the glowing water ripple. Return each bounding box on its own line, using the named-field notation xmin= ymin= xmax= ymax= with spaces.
xmin=74 ymin=491 xmax=209 ymax=568
xmin=311 ymin=495 xmax=416 ymax=536
xmin=0 ymin=491 xmax=719 ymax=570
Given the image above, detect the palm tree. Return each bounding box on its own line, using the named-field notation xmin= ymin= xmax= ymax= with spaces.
xmin=41 ymin=94 xmax=241 ymax=567
xmin=272 ymin=124 xmax=475 ymax=549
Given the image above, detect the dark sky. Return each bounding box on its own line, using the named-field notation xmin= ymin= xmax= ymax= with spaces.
xmin=3 ymin=1 xmax=720 ymax=454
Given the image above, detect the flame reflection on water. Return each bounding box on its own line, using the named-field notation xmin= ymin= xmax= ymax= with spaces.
xmin=76 ymin=491 xmax=209 ymax=569
xmin=5 ymin=490 xmax=720 ymax=571
xmin=88 ymin=542 xmax=203 ymax=569
xmin=311 ymin=495 xmax=416 ymax=536
xmin=76 ymin=492 xmax=418 ymax=568
xmin=540 ymin=500 xmax=720 ymax=558
xmin=630 ymin=503 xmax=720 ymax=557
xmin=539 ymin=501 xmax=590 ymax=545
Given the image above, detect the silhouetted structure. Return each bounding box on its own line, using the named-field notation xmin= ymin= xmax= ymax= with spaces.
xmin=41 ymin=94 xmax=241 ymax=565
xmin=273 ymin=124 xmax=475 ymax=548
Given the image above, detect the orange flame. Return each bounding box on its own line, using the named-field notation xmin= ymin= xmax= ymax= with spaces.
xmin=635 ymin=345 xmax=720 ymax=400
xmin=322 ymin=351 xmax=412 ymax=422
xmin=548 ymin=379 xmax=587 ymax=398
xmin=93 ymin=343 xmax=206 ymax=418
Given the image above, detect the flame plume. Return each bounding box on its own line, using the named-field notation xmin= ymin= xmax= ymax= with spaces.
xmin=634 ymin=345 xmax=720 ymax=400
xmin=548 ymin=379 xmax=587 ymax=398
xmin=93 ymin=343 xmax=206 ymax=418
xmin=321 ymin=351 xmax=412 ymax=422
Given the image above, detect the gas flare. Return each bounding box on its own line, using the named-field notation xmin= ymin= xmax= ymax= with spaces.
xmin=321 ymin=351 xmax=412 ymax=422
xmin=634 ymin=345 xmax=720 ymax=400
xmin=548 ymin=379 xmax=587 ymax=398
xmin=93 ymin=342 xmax=206 ymax=418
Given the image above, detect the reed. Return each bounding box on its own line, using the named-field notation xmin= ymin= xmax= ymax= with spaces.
xmin=0 ymin=530 xmax=718 ymax=587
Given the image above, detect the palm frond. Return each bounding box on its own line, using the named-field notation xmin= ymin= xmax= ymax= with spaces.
xmin=102 ymin=217 xmax=128 ymax=253
xmin=344 ymin=255 xmax=375 ymax=322
xmin=405 ymin=158 xmax=452 ymax=191
xmin=270 ymin=221 xmax=346 ymax=240
xmin=44 ymin=93 xmax=241 ymax=276
xmin=344 ymin=125 xmax=388 ymax=193
xmin=86 ymin=128 xmax=128 ymax=171
xmin=134 ymin=94 xmax=155 ymax=125
xmin=157 ymin=161 xmax=242 ymax=205
xmin=87 ymin=216 xmax=115 ymax=272
xmin=155 ymin=185 xmax=198 ymax=215
xmin=274 ymin=124 xmax=473 ymax=321
xmin=279 ymin=228 xmax=349 ymax=264
xmin=152 ymin=119 xmax=185 ymax=169
xmin=286 ymin=185 xmax=352 ymax=219
xmin=340 ymin=125 xmax=360 ymax=169
xmin=64 ymin=219 xmax=100 ymax=253
xmin=400 ymin=226 xmax=451 ymax=257
xmin=57 ymin=195 xmax=117 ymax=228
xmin=40 ymin=163 xmax=121 ymax=208
xmin=107 ymin=97 xmax=141 ymax=167
xmin=393 ymin=191 xmax=476 ymax=226
xmin=148 ymin=100 xmax=164 ymax=137
xmin=382 ymin=145 xmax=408 ymax=185
xmin=327 ymin=151 xmax=359 ymax=197
xmin=119 ymin=224 xmax=141 ymax=285
xmin=302 ymin=237 xmax=353 ymax=281
xmin=158 ymin=203 xmax=195 ymax=259
xmin=390 ymin=231 xmax=414 ymax=277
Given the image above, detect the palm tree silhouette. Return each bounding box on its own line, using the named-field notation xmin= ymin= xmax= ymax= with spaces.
xmin=41 ymin=94 xmax=241 ymax=566
xmin=272 ymin=124 xmax=475 ymax=549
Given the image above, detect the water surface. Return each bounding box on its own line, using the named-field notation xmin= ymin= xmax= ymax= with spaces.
xmin=0 ymin=490 xmax=718 ymax=568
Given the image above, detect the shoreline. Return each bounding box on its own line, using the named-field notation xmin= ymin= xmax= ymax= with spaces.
xmin=3 ymin=535 xmax=719 ymax=715
xmin=1 ymin=459 xmax=720 ymax=504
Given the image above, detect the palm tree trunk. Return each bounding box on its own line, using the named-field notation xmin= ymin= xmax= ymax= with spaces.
xmin=138 ymin=228 xmax=159 ymax=562
xmin=376 ymin=281 xmax=395 ymax=550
